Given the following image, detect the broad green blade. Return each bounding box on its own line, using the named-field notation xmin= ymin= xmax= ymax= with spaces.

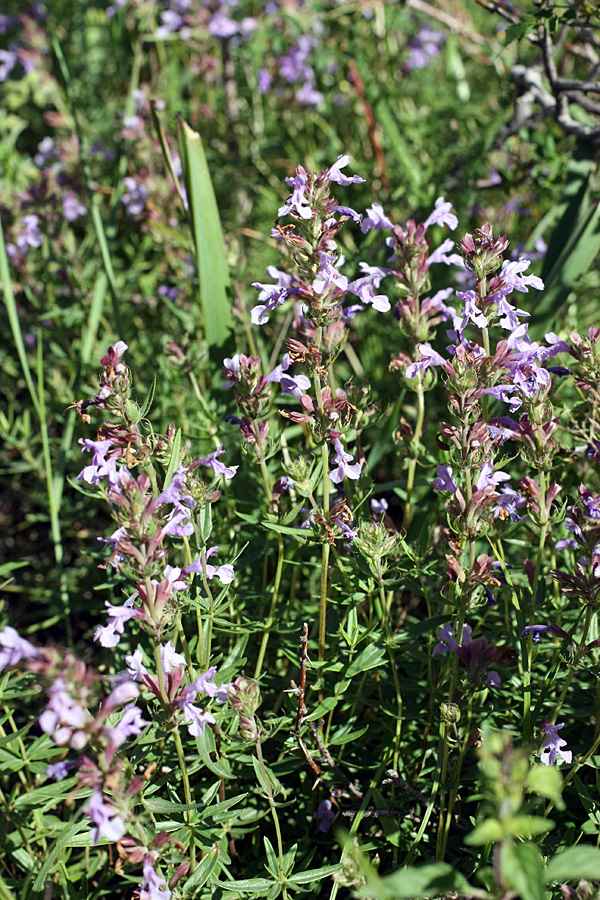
xmin=530 ymin=197 xmax=600 ymax=336
xmin=179 ymin=118 xmax=232 ymax=348
xmin=541 ymin=142 xmax=596 ymax=283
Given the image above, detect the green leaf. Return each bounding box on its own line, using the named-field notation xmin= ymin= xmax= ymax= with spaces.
xmin=260 ymin=519 xmax=310 ymax=540
xmin=531 ymin=143 xmax=600 ymax=334
xmin=354 ymin=862 xmax=476 ymax=899
xmin=263 ymin=836 xmax=279 ymax=878
xmin=219 ymin=877 xmax=275 ymax=892
xmin=138 ymin=377 xmax=157 ymax=420
xmin=545 ymin=845 xmax=600 ymax=883
xmin=195 ymin=726 xmax=233 ymax=779
xmin=178 ymin=118 xmax=232 ymax=348
xmin=505 ymin=22 xmax=535 ymax=42
xmin=346 ymin=642 xmax=386 ymax=678
xmin=328 ymin=723 xmax=369 ymax=745
xmin=505 ymin=814 xmax=555 ymax=838
xmin=32 ymin=820 xmax=90 ymax=892
xmin=501 ymin=842 xmax=544 ymax=900
xmin=526 ymin=764 xmax=564 ymax=809
xmin=376 ymin=100 xmax=424 ymax=197
xmin=288 ymin=863 xmax=342 ymax=885
xmin=163 ymin=427 xmax=182 ymax=491
xmin=182 ymin=846 xmax=221 ymax=895
xmin=251 ymin=755 xmax=281 ymax=796
xmin=198 ymin=502 xmax=213 ymax=544
xmin=13 ymin=780 xmax=78 ymax=811
xmin=464 ymin=818 xmax=504 ymax=845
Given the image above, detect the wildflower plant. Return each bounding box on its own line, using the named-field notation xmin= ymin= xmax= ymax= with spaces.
xmin=5 ymin=2 xmax=600 ymax=898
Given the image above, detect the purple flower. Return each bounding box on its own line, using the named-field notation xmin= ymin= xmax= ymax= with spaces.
xmin=94 ymin=596 xmax=140 ymax=649
xmin=481 ymin=383 xmax=521 ymax=414
xmin=174 ymin=687 xmax=216 ymax=737
xmin=196 ymin=444 xmax=238 ymax=480
xmin=329 ymin=437 xmax=361 ymax=484
xmin=491 ymin=258 xmax=544 ymax=301
xmin=62 ymin=192 xmax=87 ymax=222
xmin=34 ymin=136 xmax=56 ymax=167
xmin=371 ymin=497 xmax=388 ymax=517
xmin=140 ymin=856 xmax=172 ymax=900
xmin=493 ymin=486 xmax=527 ymax=521
xmin=406 ymin=344 xmax=446 ymax=379
xmin=360 ymin=203 xmax=394 ymax=234
xmin=0 ymin=49 xmax=17 ymax=82
xmin=332 ymin=517 xmax=358 ymax=541
xmin=313 ymin=252 xmax=348 ymax=295
xmin=423 ymin=197 xmax=458 ymax=232
xmin=432 ymin=622 xmax=472 ymax=656
xmin=156 ymin=9 xmax=183 ymax=36
xmin=156 ymin=467 xmax=190 ymax=506
xmin=280 ymin=373 xmax=311 ymax=399
xmin=258 ymin=67 xmax=272 ymax=93
xmin=161 ymin=507 xmax=195 ymax=538
xmin=162 ymin=641 xmax=186 ymax=674
xmin=103 ymin=680 xmax=140 ymax=712
xmin=313 ymin=798 xmax=336 ymax=833
xmin=87 ymin=789 xmax=126 ymax=844
xmin=295 ymin=80 xmax=324 ymax=107
xmin=327 ymin=155 xmax=365 ymax=186
xmin=192 ymin=665 xmax=230 ymax=702
xmin=78 ymin=438 xmax=119 ymax=487
xmin=428 ymin=288 xmax=456 ymax=321
xmin=456 ymin=290 xmax=488 ymax=329
xmin=163 ymin=565 xmax=188 ymax=591
xmin=332 ymin=204 xmax=362 ymax=223
xmin=39 ymin=679 xmax=90 ymax=750
xmin=102 ymin=704 xmax=147 ymax=749
xmin=209 ymin=12 xmax=239 ymax=38
xmin=476 ymin=462 xmax=510 ymax=491
xmin=278 ymin=168 xmax=312 ymax=220
xmin=432 ymin=464 xmax=457 ymax=493
xmin=0 ymin=16 xmax=16 ymax=35
xmin=46 ymin=760 xmax=78 ymax=781
xmin=540 ymin=721 xmax=572 ymax=766
xmin=185 ymin=547 xmax=234 ymax=585
xmin=16 ymin=215 xmax=43 ymax=252
xmin=250 ymin=279 xmax=296 ymax=325
xmin=488 ymin=418 xmax=518 ymax=444
xmin=0 ymin=626 xmax=38 ymax=671
xmin=125 ymin=648 xmax=148 ymax=681
xmin=347 ymin=264 xmax=391 ymax=313
xmin=406 ymin=27 xmax=445 ymax=70
xmin=122 ymin=176 xmax=148 ymax=217
xmin=523 ymin=623 xmax=573 ymax=645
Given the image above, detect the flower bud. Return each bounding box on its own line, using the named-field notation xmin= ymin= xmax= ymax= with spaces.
xmin=440 ymin=702 xmax=461 ymax=725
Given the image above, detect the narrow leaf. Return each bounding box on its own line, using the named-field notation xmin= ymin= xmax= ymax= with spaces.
xmin=178 ymin=118 xmax=232 ymax=347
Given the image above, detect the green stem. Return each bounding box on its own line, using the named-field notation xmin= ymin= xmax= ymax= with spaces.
xmin=255 ymin=532 xmax=284 ymax=680
xmin=481 ymin=325 xmax=491 ymax=422
xmin=255 ymin=739 xmax=289 ymax=899
xmin=403 ymin=371 xmax=425 ymax=531
xmin=313 ymin=326 xmax=330 ymax=664
xmin=172 ymin=726 xmax=196 ymax=873
xmin=438 ymin=693 xmax=474 ymax=860
xmin=524 ymin=468 xmax=549 ymax=742
xmin=153 ymin=636 xmax=167 ymax=704
xmin=199 ymin=546 xmax=216 ymax=664
xmin=255 ymin=460 xmax=285 ymax=680
xmin=435 ymin=719 xmax=452 ymax=861
xmin=377 ymin=567 xmax=403 ymax=773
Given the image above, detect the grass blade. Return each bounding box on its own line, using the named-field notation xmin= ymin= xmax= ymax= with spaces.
xmin=178 ymin=118 xmax=232 ymax=348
